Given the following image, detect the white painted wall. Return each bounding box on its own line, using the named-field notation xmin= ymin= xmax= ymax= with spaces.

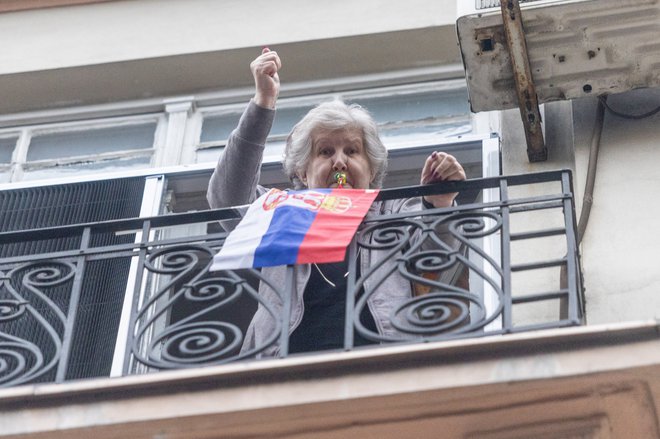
xmin=572 ymin=89 xmax=660 ymax=324
xmin=0 ymin=0 xmax=461 ymax=113
xmin=0 ymin=0 xmax=457 ymax=74
xmin=498 ymin=102 xmax=576 ymax=326
xmin=500 ymin=88 xmax=660 ymax=325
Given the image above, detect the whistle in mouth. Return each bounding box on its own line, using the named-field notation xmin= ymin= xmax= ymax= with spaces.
xmin=334 ymin=172 xmax=347 ymax=189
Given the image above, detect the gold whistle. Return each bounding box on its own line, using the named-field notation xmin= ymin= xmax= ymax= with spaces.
xmin=334 ymin=172 xmax=346 ymax=189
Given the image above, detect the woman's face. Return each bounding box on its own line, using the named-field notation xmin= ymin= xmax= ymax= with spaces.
xmin=300 ymin=127 xmax=373 ymax=190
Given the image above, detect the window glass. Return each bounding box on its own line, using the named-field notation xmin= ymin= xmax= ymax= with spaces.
xmin=22 ymin=156 xmax=152 ymax=181
xmin=27 ymin=123 xmax=156 ymax=161
xmin=380 ymin=121 xmax=472 ymax=143
xmin=199 ymin=114 xmax=239 ymax=144
xmin=200 ymin=105 xmax=314 ymax=144
xmin=269 ymin=105 xmax=316 ymax=138
xmin=347 ymin=88 xmax=470 ymax=125
xmin=195 ymin=146 xmax=224 ymax=164
xmin=0 ymin=137 xmax=16 ymax=163
xmin=200 ymin=87 xmax=470 ymax=149
xmin=197 ymin=140 xmax=286 ymax=165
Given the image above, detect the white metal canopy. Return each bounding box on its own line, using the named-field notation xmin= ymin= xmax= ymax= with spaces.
xmin=457 ymin=0 xmax=660 ymax=112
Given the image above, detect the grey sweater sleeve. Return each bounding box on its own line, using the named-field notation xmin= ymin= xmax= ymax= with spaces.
xmin=206 ymin=100 xmax=276 ymax=209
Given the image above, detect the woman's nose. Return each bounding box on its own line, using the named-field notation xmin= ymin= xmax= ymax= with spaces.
xmin=332 ymin=153 xmax=347 ymax=171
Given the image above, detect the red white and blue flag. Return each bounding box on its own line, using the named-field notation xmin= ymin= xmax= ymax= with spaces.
xmin=210 ymin=188 xmax=379 ymax=270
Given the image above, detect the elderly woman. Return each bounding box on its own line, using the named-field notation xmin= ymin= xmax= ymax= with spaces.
xmin=208 ymin=49 xmax=466 ymax=357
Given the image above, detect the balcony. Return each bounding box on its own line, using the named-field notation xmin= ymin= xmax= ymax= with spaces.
xmin=0 ymin=169 xmax=585 ymax=388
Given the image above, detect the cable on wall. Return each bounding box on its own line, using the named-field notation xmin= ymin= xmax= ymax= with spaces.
xmin=576 ymin=96 xmax=606 ymax=245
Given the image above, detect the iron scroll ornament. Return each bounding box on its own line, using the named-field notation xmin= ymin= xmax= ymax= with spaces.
xmin=0 ymin=261 xmax=74 ymax=387
xmin=130 ymin=244 xmax=283 ymax=370
xmin=352 ymin=211 xmax=504 ymax=342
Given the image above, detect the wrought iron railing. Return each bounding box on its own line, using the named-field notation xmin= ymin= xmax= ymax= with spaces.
xmin=0 ymin=170 xmax=583 ymax=387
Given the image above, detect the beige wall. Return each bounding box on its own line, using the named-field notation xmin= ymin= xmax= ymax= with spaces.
xmin=2 ymin=322 xmax=660 ymax=438
xmin=499 ymin=87 xmax=660 ymax=326
xmin=0 ymin=0 xmax=456 ymax=74
xmin=0 ymin=0 xmax=460 ymax=113
xmin=0 ymin=0 xmax=112 ymax=13
xmin=572 ymin=89 xmax=660 ymax=324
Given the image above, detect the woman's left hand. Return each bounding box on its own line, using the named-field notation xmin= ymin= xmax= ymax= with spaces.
xmin=420 ymin=151 xmax=466 ymax=208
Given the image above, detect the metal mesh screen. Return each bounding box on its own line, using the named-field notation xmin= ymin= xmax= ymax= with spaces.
xmin=0 ymin=177 xmax=146 ymax=382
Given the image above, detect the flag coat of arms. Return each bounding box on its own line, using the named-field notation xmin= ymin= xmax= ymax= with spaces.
xmin=210 ymin=188 xmax=379 ymax=270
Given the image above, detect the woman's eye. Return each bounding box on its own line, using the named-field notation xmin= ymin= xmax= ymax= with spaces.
xmin=320 ymin=149 xmax=332 ymax=156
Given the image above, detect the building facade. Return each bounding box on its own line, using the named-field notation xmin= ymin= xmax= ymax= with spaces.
xmin=1 ymin=0 xmax=659 ymax=437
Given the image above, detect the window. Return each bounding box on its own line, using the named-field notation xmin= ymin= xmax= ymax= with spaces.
xmin=195 ymin=80 xmax=472 ymax=166
xmin=0 ymin=115 xmax=163 ymax=184
xmin=0 ymin=79 xmax=472 ymax=187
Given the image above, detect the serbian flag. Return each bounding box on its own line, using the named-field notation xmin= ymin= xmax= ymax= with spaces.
xmin=210 ymin=188 xmax=379 ymax=270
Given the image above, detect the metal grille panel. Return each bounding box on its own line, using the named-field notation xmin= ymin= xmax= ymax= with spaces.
xmin=0 ymin=178 xmax=145 ymax=383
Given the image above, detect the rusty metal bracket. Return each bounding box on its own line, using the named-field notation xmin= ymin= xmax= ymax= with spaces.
xmin=500 ymin=0 xmax=547 ymax=162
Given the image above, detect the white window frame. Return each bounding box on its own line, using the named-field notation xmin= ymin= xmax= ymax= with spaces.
xmin=0 ymin=110 xmax=167 ymax=183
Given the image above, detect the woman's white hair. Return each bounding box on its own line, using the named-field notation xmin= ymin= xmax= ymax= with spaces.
xmin=282 ymin=100 xmax=388 ymax=189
